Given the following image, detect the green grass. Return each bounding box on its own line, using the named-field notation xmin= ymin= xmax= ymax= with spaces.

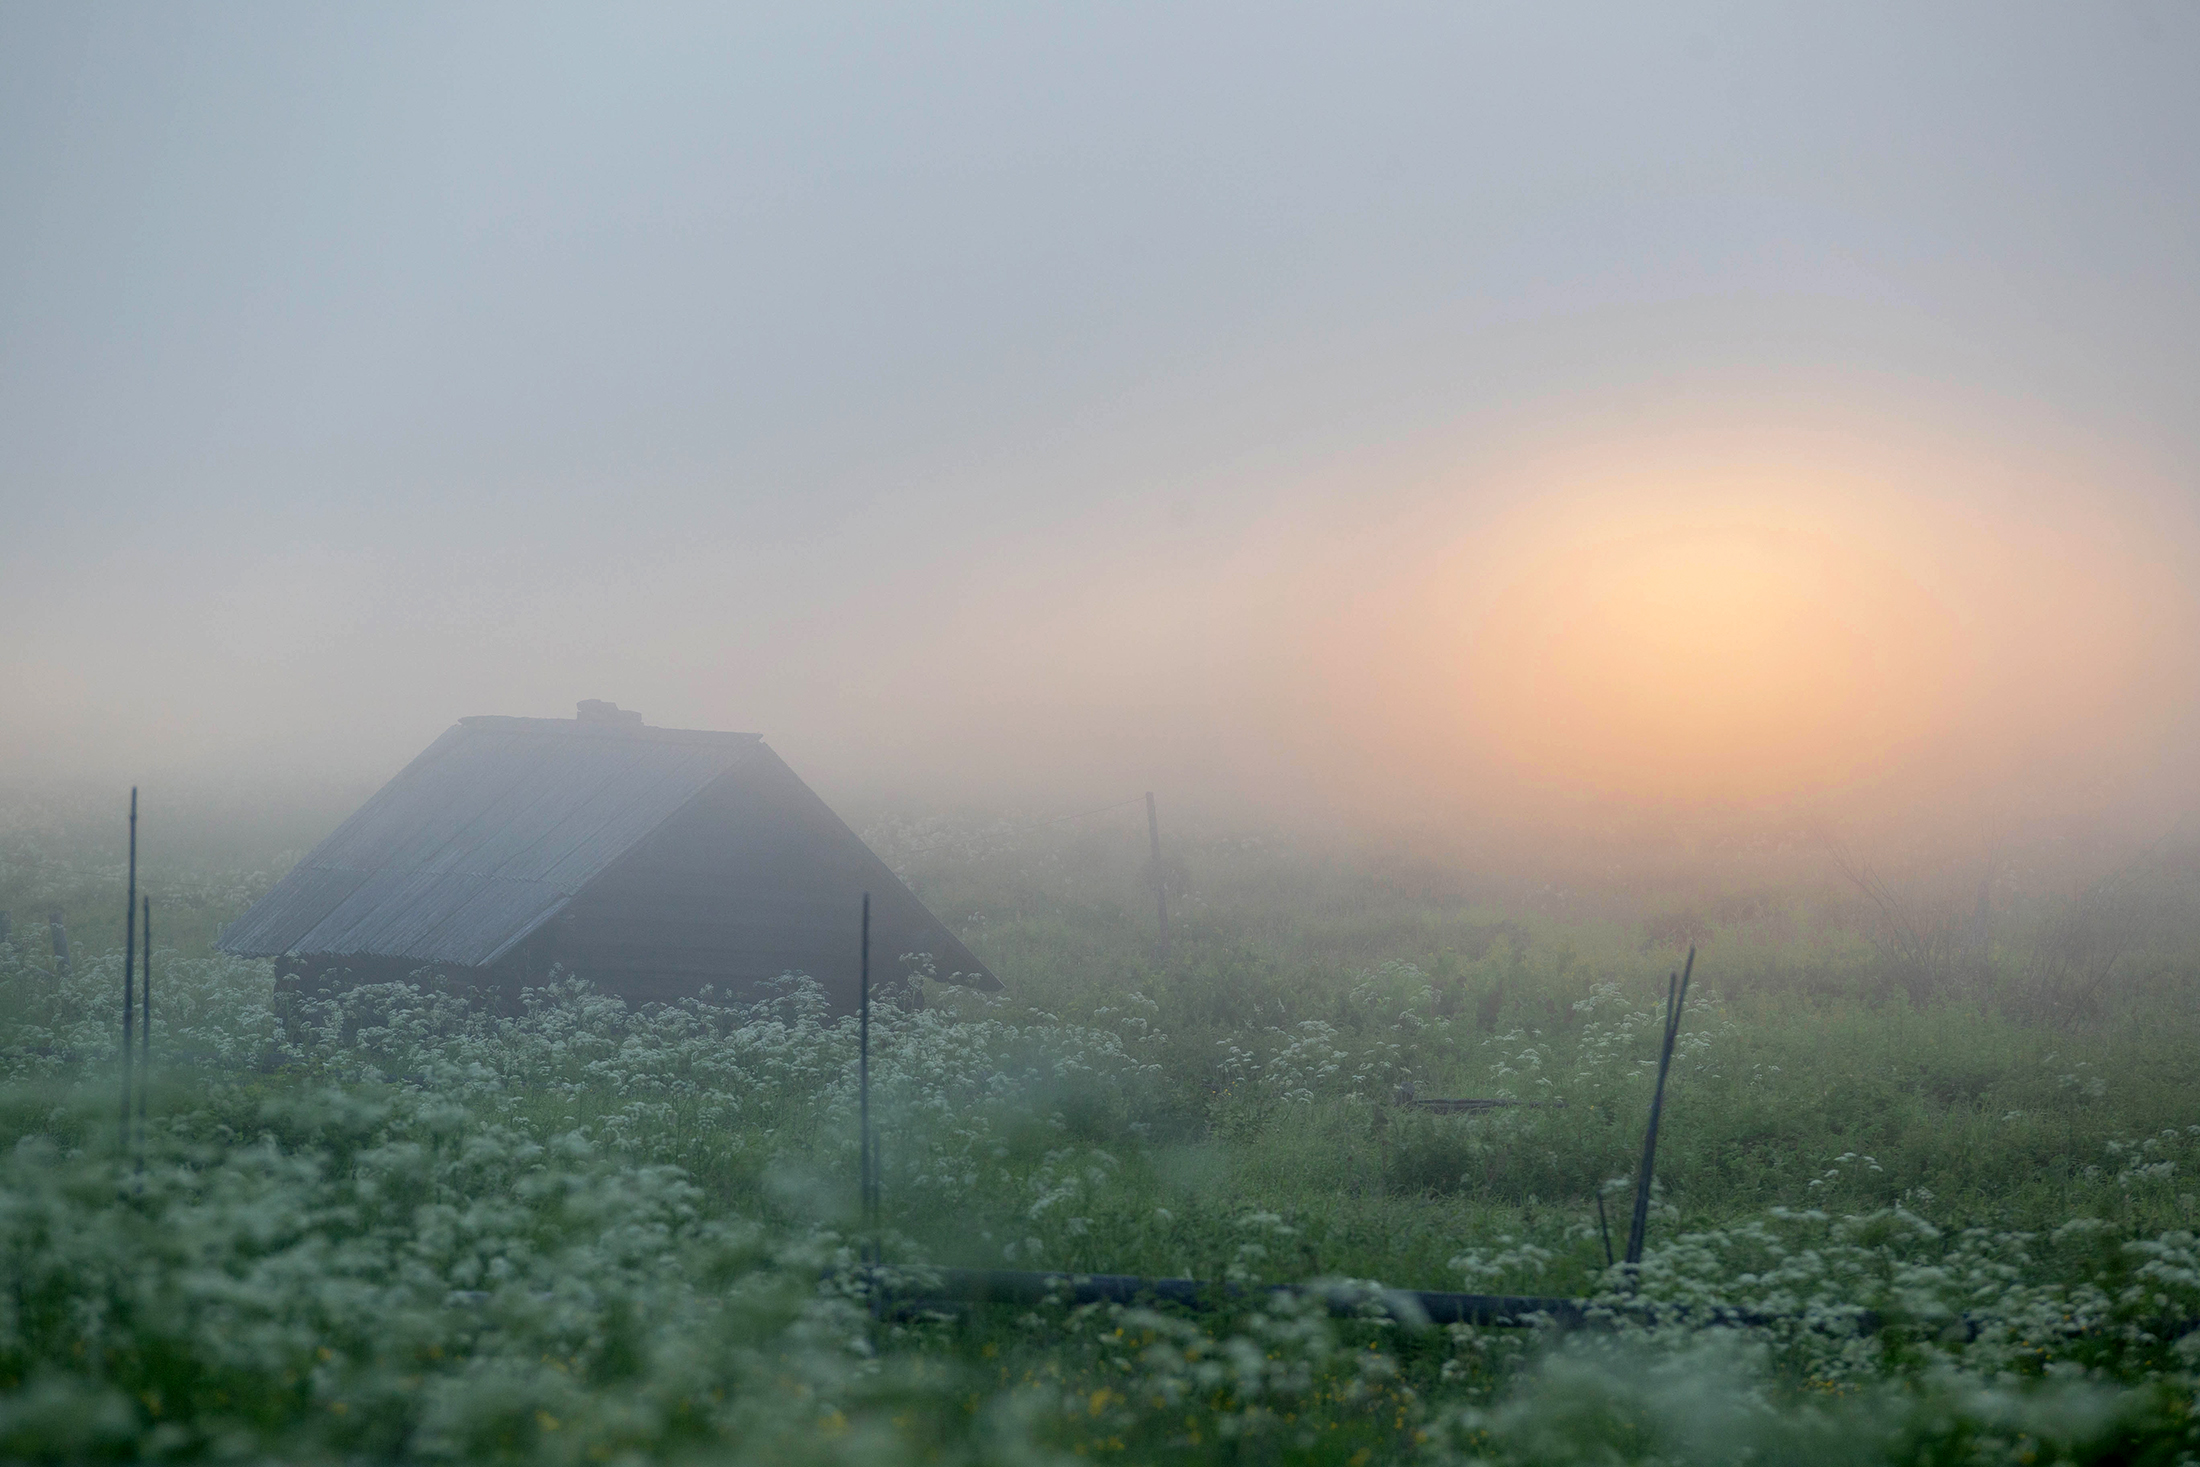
xmin=3 ymin=808 xmax=2200 ymax=1462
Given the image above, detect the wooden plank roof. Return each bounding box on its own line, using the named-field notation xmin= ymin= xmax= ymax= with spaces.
xmin=221 ymin=715 xmax=767 ymax=967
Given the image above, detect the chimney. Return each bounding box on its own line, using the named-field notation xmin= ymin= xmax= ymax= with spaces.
xmin=576 ymin=700 xmax=644 ymax=727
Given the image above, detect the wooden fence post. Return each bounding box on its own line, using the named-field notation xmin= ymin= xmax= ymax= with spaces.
xmin=121 ymin=789 xmax=137 ymax=1153
xmin=1146 ymin=792 xmax=1170 ymax=966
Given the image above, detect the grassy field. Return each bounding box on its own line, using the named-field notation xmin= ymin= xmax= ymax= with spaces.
xmin=4 ymin=800 xmax=2200 ymax=1463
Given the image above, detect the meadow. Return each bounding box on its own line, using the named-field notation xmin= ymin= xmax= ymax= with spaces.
xmin=3 ymin=796 xmax=2199 ymax=1464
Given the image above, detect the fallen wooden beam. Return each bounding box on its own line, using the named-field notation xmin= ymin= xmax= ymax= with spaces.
xmin=866 ymin=1266 xmax=1590 ymax=1327
xmin=1399 ymin=1096 xmax=1566 ymax=1114
xmin=863 ymin=1267 xmax=2200 ymax=1343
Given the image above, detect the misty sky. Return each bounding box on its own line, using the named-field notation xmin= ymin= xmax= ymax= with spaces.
xmin=6 ymin=4 xmax=2199 ymax=827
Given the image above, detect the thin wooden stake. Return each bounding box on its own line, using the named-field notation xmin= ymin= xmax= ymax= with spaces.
xmin=121 ymin=789 xmax=136 ymax=1153
xmin=140 ymin=895 xmax=152 ymax=1128
xmin=859 ymin=892 xmax=874 ymax=1261
xmin=1595 ymin=1190 xmax=1614 ymax=1269
xmin=1146 ymin=792 xmax=1170 ymax=966
xmin=1624 ymin=946 xmax=1693 ymax=1268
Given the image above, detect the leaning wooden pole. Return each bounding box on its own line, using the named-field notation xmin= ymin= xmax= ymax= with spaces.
xmin=120 ymin=788 xmax=137 ymax=1153
xmin=1624 ymin=946 xmax=1694 ymax=1267
xmin=1146 ymin=792 xmax=1170 ymax=966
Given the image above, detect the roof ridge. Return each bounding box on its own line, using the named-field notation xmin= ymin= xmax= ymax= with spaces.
xmin=457 ymin=715 xmax=761 ymax=747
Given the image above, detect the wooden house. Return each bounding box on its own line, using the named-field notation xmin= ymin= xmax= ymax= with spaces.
xmin=219 ymin=702 xmax=997 ymax=1009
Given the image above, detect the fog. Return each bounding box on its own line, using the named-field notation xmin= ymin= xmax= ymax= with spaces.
xmin=6 ymin=4 xmax=2200 ymax=858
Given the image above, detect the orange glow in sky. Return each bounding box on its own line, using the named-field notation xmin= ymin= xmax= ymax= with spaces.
xmin=1457 ymin=522 xmax=1957 ymax=806
xmin=1321 ymin=429 xmax=2196 ymax=825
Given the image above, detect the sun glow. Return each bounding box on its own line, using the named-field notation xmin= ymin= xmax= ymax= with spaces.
xmin=1456 ymin=522 xmax=1958 ymax=806
xmin=1319 ymin=427 xmax=2195 ymax=823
